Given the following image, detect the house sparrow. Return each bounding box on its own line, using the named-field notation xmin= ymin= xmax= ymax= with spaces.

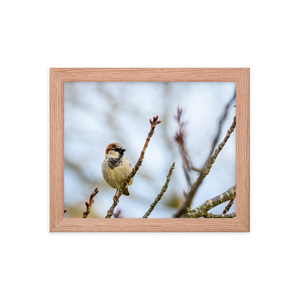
xmin=102 ymin=142 xmax=133 ymax=196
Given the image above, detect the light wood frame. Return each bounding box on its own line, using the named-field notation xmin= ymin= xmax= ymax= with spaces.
xmin=50 ymin=68 xmax=250 ymax=232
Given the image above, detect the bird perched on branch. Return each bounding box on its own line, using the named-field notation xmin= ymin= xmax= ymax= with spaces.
xmin=102 ymin=142 xmax=133 ymax=196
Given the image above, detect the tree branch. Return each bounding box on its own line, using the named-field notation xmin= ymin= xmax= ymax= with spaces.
xmin=184 ymin=185 xmax=236 ymax=218
xmin=105 ymin=115 xmax=162 ymax=218
xmin=173 ymin=115 xmax=236 ymax=218
xmin=203 ymin=92 xmax=236 ymax=168
xmin=143 ymin=162 xmax=175 ymax=218
xmin=204 ymin=212 xmax=236 ymax=218
xmin=173 ymin=108 xmax=192 ymax=188
xmin=203 ymin=115 xmax=236 ymax=178
xmin=222 ymin=196 xmax=235 ymax=214
xmin=113 ymin=208 xmax=123 ymax=218
xmin=105 ymin=194 xmax=119 ymax=219
xmin=83 ymin=187 xmax=99 ymax=218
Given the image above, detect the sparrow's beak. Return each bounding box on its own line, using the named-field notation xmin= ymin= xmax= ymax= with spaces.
xmin=120 ymin=148 xmax=126 ymax=154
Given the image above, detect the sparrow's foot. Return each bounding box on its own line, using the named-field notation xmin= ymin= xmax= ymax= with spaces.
xmin=113 ymin=190 xmax=119 ymax=202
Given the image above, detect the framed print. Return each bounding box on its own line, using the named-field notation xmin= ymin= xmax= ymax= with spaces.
xmin=50 ymin=68 xmax=250 ymax=232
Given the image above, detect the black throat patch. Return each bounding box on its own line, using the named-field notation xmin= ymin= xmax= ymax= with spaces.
xmin=108 ymin=154 xmax=123 ymax=169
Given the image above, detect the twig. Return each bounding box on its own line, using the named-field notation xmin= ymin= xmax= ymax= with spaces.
xmin=173 ymin=115 xmax=236 ymax=218
xmin=173 ymin=108 xmax=192 ymax=188
xmin=191 ymin=166 xmax=201 ymax=172
xmin=203 ymin=92 xmax=236 ymax=168
xmin=143 ymin=162 xmax=175 ymax=218
xmin=83 ymin=187 xmax=99 ymax=218
xmin=184 ymin=185 xmax=236 ymax=218
xmin=203 ymin=116 xmax=236 ymax=178
xmin=105 ymin=115 xmax=162 ymax=218
xmin=113 ymin=208 xmax=123 ymax=218
xmin=222 ymin=196 xmax=235 ymax=214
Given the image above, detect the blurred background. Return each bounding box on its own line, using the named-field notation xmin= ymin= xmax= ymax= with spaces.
xmin=64 ymin=82 xmax=236 ymax=218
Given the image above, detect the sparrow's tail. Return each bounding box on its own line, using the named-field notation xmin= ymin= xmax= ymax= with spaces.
xmin=123 ymin=186 xmax=130 ymax=196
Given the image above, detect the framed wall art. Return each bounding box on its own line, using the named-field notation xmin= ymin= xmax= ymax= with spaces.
xmin=50 ymin=68 xmax=250 ymax=232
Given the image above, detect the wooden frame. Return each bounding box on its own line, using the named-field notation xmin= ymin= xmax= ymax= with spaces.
xmin=50 ymin=68 xmax=250 ymax=232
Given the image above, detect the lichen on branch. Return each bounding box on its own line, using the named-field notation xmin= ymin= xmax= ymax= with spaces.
xmin=184 ymin=185 xmax=236 ymax=218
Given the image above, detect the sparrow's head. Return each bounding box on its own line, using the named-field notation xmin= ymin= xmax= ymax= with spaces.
xmin=105 ymin=142 xmax=126 ymax=159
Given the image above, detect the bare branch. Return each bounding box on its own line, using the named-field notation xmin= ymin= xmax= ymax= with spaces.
xmin=184 ymin=185 xmax=236 ymax=218
xmin=173 ymin=92 xmax=236 ymax=218
xmin=143 ymin=162 xmax=175 ymax=218
xmin=113 ymin=208 xmax=123 ymax=218
xmin=173 ymin=108 xmax=192 ymax=188
xmin=82 ymin=187 xmax=99 ymax=218
xmin=174 ymin=115 xmax=236 ymax=218
xmin=222 ymin=196 xmax=235 ymax=214
xmin=106 ymin=193 xmax=120 ymax=219
xmin=105 ymin=116 xmax=162 ymax=218
xmin=204 ymin=92 xmax=236 ymax=167
xmin=191 ymin=166 xmax=201 ymax=172
xmin=203 ymin=115 xmax=236 ymax=178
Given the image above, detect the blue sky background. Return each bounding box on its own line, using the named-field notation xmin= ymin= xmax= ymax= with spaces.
xmin=64 ymin=82 xmax=236 ymax=218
